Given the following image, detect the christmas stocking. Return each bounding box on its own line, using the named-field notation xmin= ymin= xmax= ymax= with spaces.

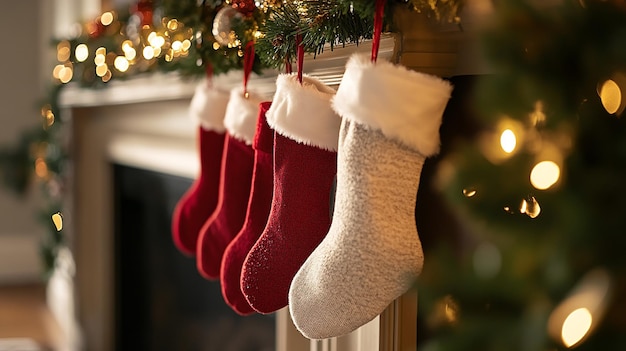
xmin=196 ymin=87 xmax=264 ymax=280
xmin=289 ymin=54 xmax=453 ymax=339
xmin=220 ymin=101 xmax=274 ymax=316
xmin=241 ymin=74 xmax=341 ymax=314
xmin=171 ymin=81 xmax=229 ymax=255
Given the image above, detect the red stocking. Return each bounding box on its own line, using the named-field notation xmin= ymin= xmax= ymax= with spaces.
xmin=171 ymin=82 xmax=229 ymax=255
xmin=220 ymin=101 xmax=274 ymax=315
xmin=196 ymin=88 xmax=264 ymax=280
xmin=241 ymin=74 xmax=340 ymax=314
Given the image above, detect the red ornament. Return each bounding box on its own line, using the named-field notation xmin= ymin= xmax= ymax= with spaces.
xmin=230 ymin=0 xmax=256 ymax=16
xmin=133 ymin=0 xmax=153 ymax=26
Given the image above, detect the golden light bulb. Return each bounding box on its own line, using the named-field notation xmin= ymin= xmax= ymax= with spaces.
xmin=167 ymin=19 xmax=179 ymax=31
xmin=561 ymin=308 xmax=592 ymax=348
xmin=599 ymin=79 xmax=623 ymax=115
xmin=147 ymin=31 xmax=158 ymax=46
xmin=75 ymin=44 xmax=89 ymax=62
xmin=57 ymin=46 xmax=70 ymax=62
xmin=100 ymin=11 xmax=114 ymax=26
xmin=143 ymin=46 xmax=155 ymax=60
xmin=500 ymin=129 xmax=516 ymax=153
xmin=182 ymin=39 xmax=191 ymax=51
xmin=519 ymin=196 xmax=541 ymax=218
xmin=114 ymin=56 xmax=130 ymax=72
xmin=122 ymin=40 xmax=133 ymax=53
xmin=171 ymin=40 xmax=182 ymax=51
xmin=52 ymin=64 xmax=64 ymax=79
xmin=58 ymin=66 xmax=73 ymax=83
xmin=52 ymin=212 xmax=63 ymax=231
xmin=95 ymin=64 xmax=108 ymax=77
xmin=462 ymin=188 xmax=477 ymax=197
xmin=124 ymin=47 xmax=137 ymax=61
xmin=530 ymin=161 xmax=560 ymax=190
xmin=35 ymin=158 xmax=48 ymax=178
xmin=153 ymin=35 xmax=166 ymax=48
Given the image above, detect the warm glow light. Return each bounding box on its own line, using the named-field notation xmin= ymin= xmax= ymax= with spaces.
xmin=167 ymin=19 xmax=179 ymax=31
xmin=143 ymin=46 xmax=155 ymax=60
xmin=562 ymin=308 xmax=592 ymax=348
xmin=95 ymin=64 xmax=108 ymax=77
xmin=154 ymin=35 xmax=166 ymax=48
xmin=56 ymin=41 xmax=70 ymax=62
xmin=94 ymin=48 xmax=106 ymax=65
xmin=75 ymin=44 xmax=89 ymax=62
xmin=520 ymin=196 xmax=541 ymax=218
xmin=171 ymin=40 xmax=183 ymax=51
xmin=58 ymin=66 xmax=73 ymax=83
xmin=100 ymin=12 xmax=114 ymax=26
xmin=500 ymin=129 xmax=517 ymax=153
xmin=52 ymin=64 xmax=64 ymax=79
xmin=182 ymin=39 xmax=191 ymax=51
xmin=57 ymin=46 xmax=70 ymax=62
xmin=102 ymin=69 xmax=112 ymax=82
xmin=147 ymin=31 xmax=157 ymax=45
xmin=124 ymin=47 xmax=137 ymax=61
xmin=122 ymin=40 xmax=133 ymax=53
xmin=462 ymin=188 xmax=477 ymax=197
xmin=114 ymin=56 xmax=129 ymax=72
xmin=52 ymin=212 xmax=63 ymax=231
xmin=531 ymin=161 xmax=561 ymax=190
xmin=599 ymin=79 xmax=623 ymax=114
xmin=44 ymin=110 xmax=55 ymax=128
xmin=35 ymin=158 xmax=48 ymax=178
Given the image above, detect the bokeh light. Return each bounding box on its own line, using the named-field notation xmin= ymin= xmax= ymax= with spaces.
xmin=500 ymin=129 xmax=516 ymax=153
xmin=561 ymin=308 xmax=592 ymax=348
xmin=75 ymin=44 xmax=89 ymax=62
xmin=530 ymin=161 xmax=561 ymax=190
xmin=52 ymin=212 xmax=63 ymax=231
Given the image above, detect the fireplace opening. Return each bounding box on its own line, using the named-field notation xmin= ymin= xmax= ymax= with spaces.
xmin=113 ymin=164 xmax=275 ymax=351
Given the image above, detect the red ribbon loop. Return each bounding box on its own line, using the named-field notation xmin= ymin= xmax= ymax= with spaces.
xmin=243 ymin=41 xmax=255 ymax=95
xmin=371 ymin=0 xmax=386 ymax=63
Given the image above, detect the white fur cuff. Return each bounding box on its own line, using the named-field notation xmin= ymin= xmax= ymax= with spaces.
xmin=266 ymin=74 xmax=341 ymax=151
xmin=332 ymin=54 xmax=453 ymax=156
xmin=189 ymin=80 xmax=230 ymax=132
xmin=223 ymin=87 xmax=264 ymax=145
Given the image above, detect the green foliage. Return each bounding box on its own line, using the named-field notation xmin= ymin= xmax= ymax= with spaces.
xmin=419 ymin=1 xmax=626 ymax=349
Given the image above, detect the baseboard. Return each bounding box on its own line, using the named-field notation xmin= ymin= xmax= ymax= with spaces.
xmin=0 ymin=234 xmax=42 ymax=284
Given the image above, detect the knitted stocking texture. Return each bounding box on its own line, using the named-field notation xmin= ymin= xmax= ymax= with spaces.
xmin=289 ymin=54 xmax=453 ymax=339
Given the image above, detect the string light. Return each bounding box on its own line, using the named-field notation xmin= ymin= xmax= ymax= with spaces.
xmin=41 ymin=105 xmax=55 ymax=129
xmin=114 ymin=56 xmax=130 ymax=72
xmin=561 ymin=308 xmax=593 ymax=348
xmin=51 ymin=212 xmax=63 ymax=231
xmin=530 ymin=160 xmax=560 ymax=190
xmin=462 ymin=188 xmax=477 ymax=197
xmin=58 ymin=63 xmax=73 ymax=83
xmin=57 ymin=41 xmax=71 ymax=62
xmin=519 ymin=196 xmax=541 ymax=218
xmin=100 ymin=11 xmax=114 ymax=26
xmin=500 ymin=129 xmax=516 ymax=153
xmin=598 ymin=77 xmax=626 ymax=115
xmin=548 ymin=269 xmax=612 ymax=348
xmin=75 ymin=44 xmax=89 ymax=62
